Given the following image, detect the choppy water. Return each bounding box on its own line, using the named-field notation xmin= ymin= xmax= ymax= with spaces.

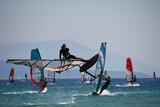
xmin=0 ymin=78 xmax=160 ymax=107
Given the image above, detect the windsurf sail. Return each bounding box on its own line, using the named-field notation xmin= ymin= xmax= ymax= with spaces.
xmin=30 ymin=48 xmax=45 ymax=88
xmin=47 ymin=71 xmax=56 ymax=83
xmin=153 ymin=72 xmax=156 ymax=79
xmin=81 ymin=71 xmax=93 ymax=83
xmin=79 ymin=42 xmax=107 ymax=90
xmin=7 ymin=43 xmax=107 ymax=87
xmin=95 ymin=42 xmax=106 ymax=92
xmin=7 ymin=59 xmax=85 ymax=72
xmin=44 ymin=59 xmax=85 ymax=72
xmin=126 ymin=57 xmax=134 ymax=83
xmin=9 ymin=67 xmax=15 ymax=83
xmin=80 ymin=54 xmax=99 ymax=71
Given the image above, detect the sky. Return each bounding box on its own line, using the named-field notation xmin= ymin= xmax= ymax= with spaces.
xmin=0 ymin=0 xmax=160 ymax=71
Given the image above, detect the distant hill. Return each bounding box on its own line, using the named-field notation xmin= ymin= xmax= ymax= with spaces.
xmin=0 ymin=39 xmax=96 ymax=60
xmin=0 ymin=40 xmax=159 ymax=79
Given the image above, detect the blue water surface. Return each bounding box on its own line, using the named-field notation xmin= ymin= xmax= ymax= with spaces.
xmin=0 ymin=78 xmax=160 ymax=107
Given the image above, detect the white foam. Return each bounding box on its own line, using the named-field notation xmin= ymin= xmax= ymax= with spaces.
xmin=106 ymin=91 xmax=150 ymax=96
xmin=58 ymin=101 xmax=74 ymax=105
xmin=23 ymin=102 xmax=48 ymax=106
xmin=84 ymin=81 xmax=91 ymax=84
xmin=72 ymin=93 xmax=89 ymax=97
xmin=58 ymin=97 xmax=75 ymax=105
xmin=116 ymin=83 xmax=140 ymax=87
xmin=3 ymin=90 xmax=38 ymax=95
xmin=91 ymin=89 xmax=127 ymax=96
xmin=99 ymin=90 xmax=123 ymax=96
xmin=41 ymin=87 xmax=48 ymax=94
xmin=23 ymin=102 xmax=36 ymax=106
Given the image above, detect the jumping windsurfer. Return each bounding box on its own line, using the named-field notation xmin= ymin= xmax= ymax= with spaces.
xmin=59 ymin=43 xmax=87 ymax=62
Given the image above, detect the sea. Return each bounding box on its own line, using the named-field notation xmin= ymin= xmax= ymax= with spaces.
xmin=0 ymin=78 xmax=160 ymax=107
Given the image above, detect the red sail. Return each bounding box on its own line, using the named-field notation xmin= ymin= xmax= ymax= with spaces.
xmin=126 ymin=57 xmax=133 ymax=73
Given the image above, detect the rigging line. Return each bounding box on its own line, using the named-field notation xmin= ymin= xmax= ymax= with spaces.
xmin=30 ymin=60 xmax=39 ymax=67
xmin=42 ymin=60 xmax=53 ymax=70
xmin=83 ymin=70 xmax=97 ymax=79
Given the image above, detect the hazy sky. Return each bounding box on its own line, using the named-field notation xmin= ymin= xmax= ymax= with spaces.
xmin=0 ymin=0 xmax=160 ymax=70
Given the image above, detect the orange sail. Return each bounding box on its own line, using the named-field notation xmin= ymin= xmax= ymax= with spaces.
xmin=9 ymin=67 xmax=15 ymax=83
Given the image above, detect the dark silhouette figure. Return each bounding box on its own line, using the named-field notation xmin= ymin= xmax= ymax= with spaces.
xmin=59 ymin=43 xmax=87 ymax=61
xmin=99 ymin=76 xmax=111 ymax=94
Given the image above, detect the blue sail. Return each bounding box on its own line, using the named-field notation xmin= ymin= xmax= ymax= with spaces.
xmin=30 ymin=48 xmax=44 ymax=88
xmin=100 ymin=42 xmax=106 ymax=57
xmin=96 ymin=56 xmax=103 ymax=92
xmin=31 ymin=48 xmax=42 ymax=60
xmin=95 ymin=42 xmax=106 ymax=92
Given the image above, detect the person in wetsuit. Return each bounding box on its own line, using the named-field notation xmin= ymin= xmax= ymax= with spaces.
xmin=25 ymin=73 xmax=28 ymax=80
xmin=40 ymin=77 xmax=48 ymax=92
xmin=59 ymin=43 xmax=87 ymax=61
xmin=99 ymin=76 xmax=111 ymax=95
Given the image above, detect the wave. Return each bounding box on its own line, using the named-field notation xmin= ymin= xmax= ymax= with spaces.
xmin=115 ymin=83 xmax=140 ymax=87
xmin=125 ymin=91 xmax=150 ymax=95
xmin=58 ymin=97 xmax=75 ymax=105
xmin=103 ymin=90 xmax=150 ymax=96
xmin=98 ymin=90 xmax=127 ymax=96
xmin=72 ymin=91 xmax=125 ymax=97
xmin=23 ymin=102 xmax=49 ymax=106
xmin=58 ymin=101 xmax=75 ymax=105
xmin=72 ymin=93 xmax=89 ymax=97
xmin=3 ymin=90 xmax=38 ymax=95
xmin=100 ymin=90 xmax=119 ymax=96
xmin=23 ymin=102 xmax=37 ymax=106
xmin=90 ymin=89 xmax=148 ymax=96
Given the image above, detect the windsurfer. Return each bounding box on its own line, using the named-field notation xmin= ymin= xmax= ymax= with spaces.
xmin=153 ymin=72 xmax=156 ymax=79
xmin=40 ymin=77 xmax=48 ymax=92
xmin=99 ymin=76 xmax=111 ymax=94
xmin=9 ymin=67 xmax=15 ymax=83
xmin=25 ymin=73 xmax=28 ymax=80
xmin=133 ymin=75 xmax=136 ymax=82
xmin=59 ymin=43 xmax=87 ymax=62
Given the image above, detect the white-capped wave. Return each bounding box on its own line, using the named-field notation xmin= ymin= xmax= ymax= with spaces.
xmin=72 ymin=93 xmax=89 ymax=97
xmin=58 ymin=97 xmax=75 ymax=105
xmin=3 ymin=90 xmax=38 ymax=95
xmin=99 ymin=90 xmax=126 ymax=96
xmin=104 ymin=90 xmax=150 ymax=96
xmin=116 ymin=83 xmax=140 ymax=87
xmin=23 ymin=102 xmax=49 ymax=106
xmin=23 ymin=102 xmax=36 ymax=106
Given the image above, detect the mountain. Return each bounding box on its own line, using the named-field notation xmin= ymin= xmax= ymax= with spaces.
xmin=0 ymin=40 xmax=159 ymax=79
xmin=0 ymin=39 xmax=96 ymax=60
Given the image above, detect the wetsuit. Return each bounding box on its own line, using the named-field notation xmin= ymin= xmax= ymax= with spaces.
xmin=99 ymin=77 xmax=111 ymax=94
xmin=59 ymin=48 xmax=86 ymax=61
xmin=25 ymin=74 xmax=28 ymax=80
xmin=59 ymin=48 xmax=76 ymax=59
xmin=40 ymin=79 xmax=47 ymax=91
